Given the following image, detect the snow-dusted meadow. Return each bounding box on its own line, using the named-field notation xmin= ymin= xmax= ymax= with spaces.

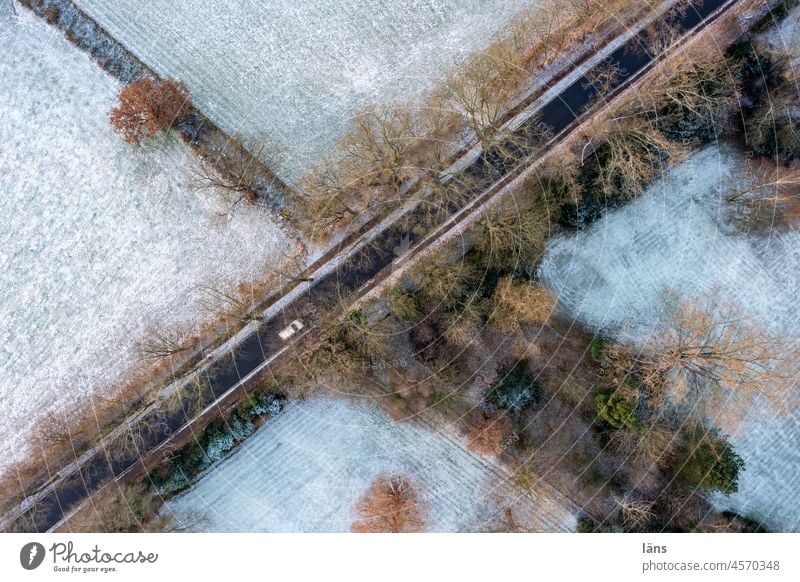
xmin=539 ymin=146 xmax=800 ymax=531
xmin=759 ymin=4 xmax=800 ymax=67
xmin=0 ymin=9 xmax=295 ymax=472
xmin=166 ymin=396 xmax=577 ymax=532
xmin=72 ymin=0 xmax=534 ymax=181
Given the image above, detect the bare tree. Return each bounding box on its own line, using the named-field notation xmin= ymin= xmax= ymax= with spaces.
xmin=650 ymin=45 xmax=736 ymax=122
xmin=401 ymin=170 xmax=480 ymax=238
xmin=609 ymin=423 xmax=678 ymax=469
xmin=405 ymin=248 xmax=481 ymax=310
xmin=473 ymin=196 xmax=553 ymax=273
xmin=442 ymin=310 xmax=483 ymax=349
xmin=307 ymin=309 xmax=390 ymax=378
xmin=639 ymin=293 xmax=798 ymax=414
xmin=139 ymin=326 xmax=189 ymax=361
xmin=584 ymin=113 xmax=687 ymax=198
xmin=162 ymin=375 xmax=213 ymax=420
xmin=583 ymin=61 xmax=623 ymax=98
xmin=403 ymin=99 xmax=462 ymax=175
xmin=442 ymin=51 xmax=522 ymax=151
xmin=520 ymin=1 xmax=571 ymax=63
xmin=190 ymin=133 xmax=284 ymax=215
xmin=612 ymin=492 xmax=655 ymax=529
xmin=339 ymin=105 xmax=419 ymax=190
xmin=298 ymin=102 xmax=461 ymax=238
xmin=351 ymin=475 xmax=426 ymax=533
xmin=198 ymin=285 xmax=261 ymax=325
xmin=638 ymin=1 xmax=708 ymax=59
xmin=297 ymin=157 xmax=363 ymax=236
xmin=744 ymin=89 xmax=800 ymax=163
xmin=273 ymin=251 xmax=314 ymax=285
xmin=726 ymin=159 xmax=800 ymax=232
xmin=107 ymin=415 xmax=159 ymax=464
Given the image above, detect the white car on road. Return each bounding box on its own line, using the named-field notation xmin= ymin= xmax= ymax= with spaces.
xmin=278 ymin=319 xmax=304 ymax=340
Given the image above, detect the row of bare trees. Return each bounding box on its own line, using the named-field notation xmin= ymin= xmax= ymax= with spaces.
xmin=294 ymin=0 xmax=644 ymax=239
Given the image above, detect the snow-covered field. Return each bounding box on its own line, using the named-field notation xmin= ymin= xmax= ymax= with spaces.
xmin=0 ymin=9 xmax=295 ymax=472
xmin=72 ymin=0 xmax=533 ymax=181
xmin=539 ymin=146 xmax=800 ymax=531
xmin=166 ymin=396 xmax=577 ymax=532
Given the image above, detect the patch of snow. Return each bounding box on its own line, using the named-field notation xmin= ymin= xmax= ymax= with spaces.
xmin=539 ymin=145 xmax=800 ymax=531
xmin=758 ymin=3 xmax=800 ymax=67
xmin=72 ymin=0 xmax=535 ymax=181
xmin=0 ymin=12 xmax=295 ymax=472
xmin=165 ymin=396 xmax=577 ymax=532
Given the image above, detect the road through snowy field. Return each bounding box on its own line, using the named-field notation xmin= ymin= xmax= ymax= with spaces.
xmin=539 ymin=146 xmax=800 ymax=531
xmin=73 ymin=0 xmax=534 ymax=181
xmin=165 ymin=396 xmax=577 ymax=532
xmin=0 ymin=10 xmax=294 ymax=473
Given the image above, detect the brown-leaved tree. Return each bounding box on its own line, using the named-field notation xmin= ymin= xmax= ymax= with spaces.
xmin=109 ymin=77 xmax=191 ymax=145
xmin=351 ymin=475 xmax=426 ymax=533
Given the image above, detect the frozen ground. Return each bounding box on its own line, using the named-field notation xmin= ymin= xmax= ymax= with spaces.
xmin=759 ymin=3 xmax=800 ymax=67
xmin=72 ymin=0 xmax=533 ymax=181
xmin=0 ymin=9 xmax=294 ymax=472
xmin=165 ymin=396 xmax=577 ymax=532
xmin=539 ymin=145 xmax=800 ymax=531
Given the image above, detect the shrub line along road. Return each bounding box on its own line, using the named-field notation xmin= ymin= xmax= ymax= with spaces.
xmin=5 ymin=0 xmax=741 ymax=532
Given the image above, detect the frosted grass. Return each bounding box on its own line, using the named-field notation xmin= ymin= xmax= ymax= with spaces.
xmin=0 ymin=11 xmax=294 ymax=472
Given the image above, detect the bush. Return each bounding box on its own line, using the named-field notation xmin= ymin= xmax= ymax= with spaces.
xmin=489 ymin=365 xmax=538 ymax=414
xmin=239 ymin=389 xmax=285 ymax=420
xmin=589 ymin=335 xmax=604 ymax=362
xmin=594 ymin=390 xmax=637 ymax=430
xmin=228 ymin=413 xmax=254 ymax=442
xmin=203 ymin=430 xmax=234 ymax=464
xmin=152 ymin=391 xmax=286 ymax=499
xmin=154 ymin=468 xmax=191 ymax=497
xmin=674 ymin=428 xmax=744 ymax=495
xmin=260 ymin=393 xmax=285 ymax=417
xmin=487 ymin=277 xmax=557 ymax=332
xmin=387 ymin=287 xmax=423 ymax=323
